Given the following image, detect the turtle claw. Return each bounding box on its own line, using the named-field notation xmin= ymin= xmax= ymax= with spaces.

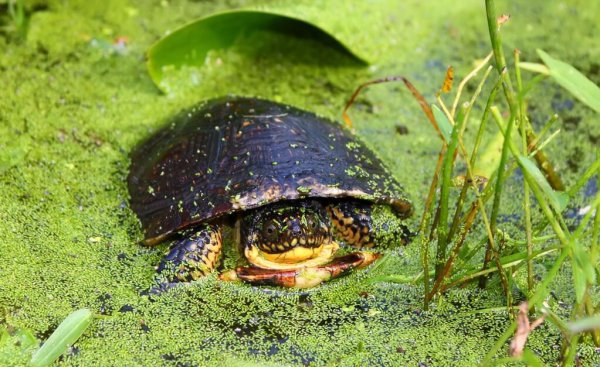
xmin=219 ymin=251 xmax=380 ymax=288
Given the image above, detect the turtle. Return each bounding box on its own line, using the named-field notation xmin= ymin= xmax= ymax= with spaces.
xmin=128 ymin=96 xmax=412 ymax=288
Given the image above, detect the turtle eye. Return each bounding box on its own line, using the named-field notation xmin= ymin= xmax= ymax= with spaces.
xmin=262 ymin=221 xmax=278 ymax=240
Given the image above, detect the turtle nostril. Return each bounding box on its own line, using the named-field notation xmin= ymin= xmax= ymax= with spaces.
xmin=262 ymin=221 xmax=278 ymax=241
xmin=307 ymin=217 xmax=317 ymax=230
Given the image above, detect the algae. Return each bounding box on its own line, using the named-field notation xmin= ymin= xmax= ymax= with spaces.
xmin=0 ymin=0 xmax=599 ymax=366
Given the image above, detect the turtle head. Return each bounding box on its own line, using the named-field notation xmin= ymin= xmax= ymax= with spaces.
xmin=240 ymin=200 xmax=339 ymax=270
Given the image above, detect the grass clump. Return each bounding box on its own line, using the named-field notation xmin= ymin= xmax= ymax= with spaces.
xmin=361 ymin=0 xmax=600 ymax=364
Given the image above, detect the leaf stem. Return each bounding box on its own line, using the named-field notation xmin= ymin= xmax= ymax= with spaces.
xmin=515 ymin=49 xmax=535 ymax=293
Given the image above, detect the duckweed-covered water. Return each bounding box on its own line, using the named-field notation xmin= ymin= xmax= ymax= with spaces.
xmin=1 ymin=0 xmax=599 ymax=365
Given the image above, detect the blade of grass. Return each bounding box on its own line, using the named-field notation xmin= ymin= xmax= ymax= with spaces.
xmin=591 ymin=161 xmax=600 ymax=302
xmin=526 ymin=155 xmax=599 ymax=239
xmin=485 ymin=0 xmax=517 ymax=110
xmin=567 ymin=156 xmax=600 ymax=197
xmin=519 ymin=73 xmax=548 ymax=100
xmin=420 ymin=147 xmax=446 ymax=310
xmin=435 ymin=104 xmax=466 ymax=277
xmin=479 ymin=107 xmax=515 ymax=288
xmin=30 ymin=309 xmax=93 ymax=367
xmin=515 ymin=49 xmax=536 ymax=293
xmin=537 ymin=49 xmax=600 ymax=113
xmin=571 ymin=239 xmax=597 ymax=303
xmin=572 ymin=189 xmax=600 ymax=240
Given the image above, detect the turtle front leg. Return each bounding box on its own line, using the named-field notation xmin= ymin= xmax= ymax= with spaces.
xmin=327 ymin=201 xmax=413 ymax=248
xmin=156 ymin=223 xmax=222 ymax=283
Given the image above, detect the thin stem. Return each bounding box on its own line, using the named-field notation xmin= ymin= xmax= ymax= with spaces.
xmin=487 ymin=0 xmax=564 ymax=192
xmin=435 ymin=110 xmax=465 ymax=277
xmin=526 ymin=129 xmax=566 ymax=191
xmin=528 ymin=129 xmax=561 ymax=158
xmin=485 ymin=0 xmax=517 ymax=109
xmin=450 ymin=52 xmax=494 ymax=117
xmin=427 ymin=66 xmax=499 ymax=301
xmin=567 ymin=158 xmax=600 ymax=197
xmin=426 ymin=200 xmax=479 ymax=302
xmin=435 ymin=67 xmax=489 ymax=284
xmin=515 ymin=49 xmax=535 ymax=293
xmin=490 ymin=107 xmax=570 ymax=246
xmin=420 ymin=147 xmax=447 ymax=310
xmin=443 ymin=247 xmax=558 ymax=291
xmin=479 ymin=103 xmax=515 ymax=289
xmin=590 ymin=155 xmax=600 ymax=267
xmin=448 ymin=68 xmax=496 ymax=241
xmin=527 ymin=113 xmax=559 ymax=151
xmin=481 ymin=0 xmax=519 ymax=288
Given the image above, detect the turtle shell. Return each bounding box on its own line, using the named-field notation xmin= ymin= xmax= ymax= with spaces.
xmin=128 ymin=97 xmax=411 ymax=245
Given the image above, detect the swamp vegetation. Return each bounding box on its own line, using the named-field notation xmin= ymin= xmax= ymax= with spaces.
xmin=0 ymin=0 xmax=599 ymax=366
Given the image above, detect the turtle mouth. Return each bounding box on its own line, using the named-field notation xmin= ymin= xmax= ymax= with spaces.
xmin=245 ymin=240 xmax=339 ymax=270
xmin=255 ymin=234 xmax=326 ymax=254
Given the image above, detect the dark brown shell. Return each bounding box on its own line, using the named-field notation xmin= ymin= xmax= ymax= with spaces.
xmin=128 ymin=97 xmax=411 ymax=245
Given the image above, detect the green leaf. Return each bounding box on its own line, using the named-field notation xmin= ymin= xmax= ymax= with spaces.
xmin=517 ymin=156 xmax=568 ymax=212
xmin=147 ymin=10 xmax=368 ymax=92
xmin=571 ymin=239 xmax=596 ymax=303
xmin=30 ymin=309 xmax=93 ymax=367
xmin=566 ymin=315 xmax=600 ymax=334
xmin=537 ymin=49 xmax=600 ymax=113
xmin=431 ymin=104 xmax=452 ymax=142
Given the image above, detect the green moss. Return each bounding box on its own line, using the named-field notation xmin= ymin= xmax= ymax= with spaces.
xmin=0 ymin=0 xmax=599 ymax=366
